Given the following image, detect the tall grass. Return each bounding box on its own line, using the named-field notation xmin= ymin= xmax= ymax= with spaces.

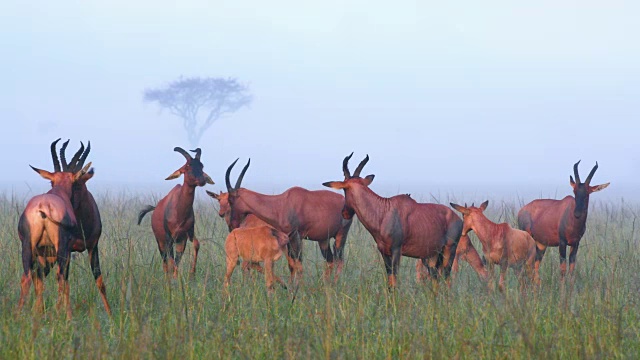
xmin=0 ymin=191 xmax=638 ymax=359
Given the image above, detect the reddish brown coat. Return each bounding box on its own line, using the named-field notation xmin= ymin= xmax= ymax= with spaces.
xmin=224 ymin=159 xmax=353 ymax=281
xmin=207 ymin=190 xmax=292 ymax=290
xmin=17 ymin=152 xmax=92 ymax=319
xmin=517 ymin=161 xmax=609 ymax=277
xmin=451 ymin=201 xmax=537 ymax=291
xmin=223 ymin=225 xmax=289 ymax=293
xmin=138 ymin=147 xmax=214 ymax=277
xmin=58 ymin=140 xmax=111 ymax=315
xmin=323 ymin=154 xmax=461 ymax=287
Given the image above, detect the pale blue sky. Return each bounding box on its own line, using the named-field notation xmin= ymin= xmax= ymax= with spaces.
xmin=1 ymin=1 xmax=638 ymax=200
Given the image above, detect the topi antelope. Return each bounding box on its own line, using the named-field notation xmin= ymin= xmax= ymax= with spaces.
xmin=207 ymin=190 xmax=291 ymax=292
xmin=518 ymin=161 xmax=609 ymax=279
xmin=323 ymin=153 xmax=461 ymax=288
xmin=451 ymin=201 xmax=538 ymax=291
xmin=224 ymin=159 xmax=353 ymax=283
xmin=17 ymin=140 xmax=93 ymax=319
xmin=138 ymin=147 xmax=214 ymax=277
xmin=56 ymin=139 xmax=111 ymax=315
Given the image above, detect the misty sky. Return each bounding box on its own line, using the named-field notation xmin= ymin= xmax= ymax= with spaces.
xmin=1 ymin=1 xmax=638 ymax=201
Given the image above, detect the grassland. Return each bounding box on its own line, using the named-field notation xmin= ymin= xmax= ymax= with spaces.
xmin=0 ymin=191 xmax=638 ymax=359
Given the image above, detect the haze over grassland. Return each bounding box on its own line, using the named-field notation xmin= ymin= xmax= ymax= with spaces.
xmin=1 ymin=1 xmax=638 ymax=200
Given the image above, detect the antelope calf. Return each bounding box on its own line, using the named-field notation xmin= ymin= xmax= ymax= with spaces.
xmin=451 ymin=201 xmax=538 ymax=291
xmin=207 ymin=190 xmax=291 ymax=292
xmin=138 ymin=147 xmax=214 ymax=277
xmin=223 ymin=224 xmax=289 ymax=293
xmin=518 ymin=161 xmax=609 ymax=279
xmin=18 ymin=157 xmax=92 ymax=319
xmin=224 ymin=159 xmax=353 ymax=283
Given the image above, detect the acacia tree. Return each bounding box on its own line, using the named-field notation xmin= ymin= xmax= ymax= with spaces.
xmin=143 ymin=76 xmax=252 ymax=146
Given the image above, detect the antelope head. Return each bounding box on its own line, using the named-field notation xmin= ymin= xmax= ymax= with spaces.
xmin=322 ymin=153 xmax=375 ymax=220
xmin=206 ymin=190 xmax=232 ymax=230
xmin=165 ymin=147 xmax=215 ymax=187
xmin=569 ymin=161 xmax=609 ymax=218
xmin=223 ymin=158 xmax=251 ymax=230
xmin=450 ymin=201 xmax=489 ymax=237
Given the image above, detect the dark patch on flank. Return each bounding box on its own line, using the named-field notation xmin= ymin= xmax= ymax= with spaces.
xmin=517 ymin=210 xmax=532 ymax=232
xmin=446 ymin=218 xmax=463 ymax=245
xmin=163 ymin=203 xmax=175 ymax=252
xmin=19 ymin=214 xmax=33 ymax=274
xmin=559 ymin=207 xmax=570 ymax=247
xmin=387 ymin=209 xmax=404 ymax=251
xmin=287 ymin=209 xmax=300 ymax=232
xmin=18 ymin=213 xmax=31 ymax=243
xmin=60 ymin=211 xmax=75 ymax=229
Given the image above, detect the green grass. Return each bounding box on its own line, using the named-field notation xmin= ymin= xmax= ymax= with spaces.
xmin=0 ymin=191 xmax=638 ymax=359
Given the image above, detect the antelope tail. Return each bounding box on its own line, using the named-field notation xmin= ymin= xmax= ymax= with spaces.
xmin=37 ymin=204 xmax=76 ymax=229
xmin=137 ymin=205 xmax=156 ymax=225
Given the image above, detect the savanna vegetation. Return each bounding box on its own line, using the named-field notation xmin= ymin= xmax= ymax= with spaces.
xmin=0 ymin=191 xmax=638 ymax=359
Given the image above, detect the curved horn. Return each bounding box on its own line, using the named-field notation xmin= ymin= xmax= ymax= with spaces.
xmin=573 ymin=160 xmax=581 ymax=184
xmin=75 ymin=141 xmax=91 ymax=171
xmin=235 ymin=159 xmax=251 ymax=190
xmin=342 ymin=152 xmax=354 ymax=179
xmin=353 ymin=154 xmax=369 ymax=178
xmin=68 ymin=141 xmax=85 ymax=172
xmin=190 ymin=148 xmax=202 ymax=160
xmin=225 ymin=158 xmax=239 ymax=191
xmin=50 ymin=138 xmax=62 ymax=172
xmin=59 ymin=139 xmax=70 ymax=171
xmin=174 ymin=147 xmax=192 ymax=161
xmin=585 ymin=162 xmax=598 ymax=185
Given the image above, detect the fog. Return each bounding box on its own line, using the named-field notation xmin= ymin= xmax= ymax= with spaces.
xmin=1 ymin=1 xmax=638 ymax=202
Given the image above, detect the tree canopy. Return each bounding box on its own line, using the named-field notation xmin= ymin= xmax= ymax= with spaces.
xmin=144 ymin=76 xmax=252 ymax=146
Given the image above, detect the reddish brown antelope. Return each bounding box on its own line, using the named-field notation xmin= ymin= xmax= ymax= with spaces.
xmin=451 ymin=201 xmax=537 ymax=291
xmin=137 ymin=147 xmax=214 ymax=277
xmin=17 ymin=149 xmax=92 ymax=319
xmin=517 ymin=161 xmax=609 ymax=278
xmin=222 ymin=223 xmax=289 ymax=293
xmin=207 ymin=190 xmax=291 ymax=292
xmin=56 ymin=139 xmax=111 ymax=315
xmin=224 ymin=159 xmax=353 ymax=282
xmin=323 ymin=154 xmax=461 ymax=287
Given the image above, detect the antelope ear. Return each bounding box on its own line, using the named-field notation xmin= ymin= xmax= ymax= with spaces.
xmin=165 ymin=168 xmax=183 ymax=180
xmin=73 ymin=162 xmax=93 ymax=182
xmin=363 ymin=174 xmax=375 ymax=186
xmin=322 ymin=181 xmax=346 ymax=190
xmin=450 ymin=203 xmax=468 ymax=214
xmin=78 ymin=168 xmax=95 ymax=183
xmin=570 ymin=175 xmax=576 ymax=187
xmin=203 ymin=172 xmax=215 ymax=185
xmin=206 ymin=190 xmax=220 ymax=200
xmin=589 ymin=182 xmax=610 ymax=193
xmin=30 ymin=166 xmax=54 ymax=181
xmin=480 ymin=200 xmax=489 ymax=211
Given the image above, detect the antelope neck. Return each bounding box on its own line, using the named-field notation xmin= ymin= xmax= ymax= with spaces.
xmin=175 ymin=181 xmax=196 ymax=216
xmin=347 ymin=186 xmax=388 ymax=230
xmin=468 ymin=214 xmax=503 ymax=248
xmin=236 ymin=188 xmax=285 ymax=229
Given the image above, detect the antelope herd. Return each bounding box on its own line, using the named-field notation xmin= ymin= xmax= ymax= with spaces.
xmin=16 ymin=140 xmax=610 ymax=318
